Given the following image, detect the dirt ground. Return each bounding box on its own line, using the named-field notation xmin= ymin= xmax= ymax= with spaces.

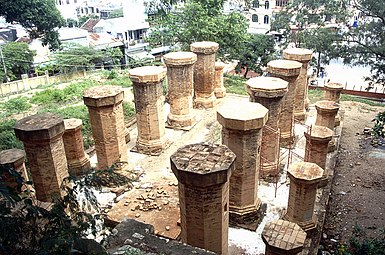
xmin=321 ymin=101 xmax=385 ymax=253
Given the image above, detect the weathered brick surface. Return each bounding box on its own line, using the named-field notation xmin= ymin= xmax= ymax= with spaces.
xmin=315 ymin=100 xmax=340 ymax=130
xmin=214 ymin=62 xmax=226 ymax=98
xmin=63 ymin=118 xmax=91 ymax=175
xmin=190 ymin=41 xmax=219 ymax=109
xmin=267 ymin=60 xmax=302 ymax=146
xmin=217 ymin=101 xmax=267 ymax=217
xmin=304 ymin=125 xmax=333 ymax=170
xmin=164 ymin=52 xmax=197 ymax=128
xmin=83 ymin=86 xmax=128 ymax=169
xmin=130 ymin=66 xmax=168 ymax=154
xmin=14 ymin=113 xmax=69 ymax=202
xmin=246 ymin=77 xmax=288 ymax=176
xmin=283 ymin=162 xmax=324 ymax=231
xmin=0 ymin=149 xmax=28 ymax=190
xmin=324 ymin=82 xmax=344 ymax=103
xmin=171 ymin=143 xmax=235 ymax=255
xmin=283 ymin=48 xmax=313 ymax=121
xmin=262 ymin=219 xmax=307 ymax=255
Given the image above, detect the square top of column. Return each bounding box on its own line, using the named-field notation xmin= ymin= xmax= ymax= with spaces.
xmin=83 ymin=85 xmax=124 ymax=107
xmin=129 ymin=66 xmax=166 ymax=83
xmin=0 ymin=149 xmax=25 ymax=164
xmin=288 ymin=162 xmax=324 ymax=184
xmin=283 ymin=48 xmax=313 ymax=62
xmin=190 ymin=41 xmax=219 ymax=54
xmin=245 ymin=76 xmax=288 ymax=98
xmin=267 ymin=59 xmax=302 ymax=77
xmin=170 ymin=143 xmax=235 ymax=187
xmin=217 ymin=101 xmax=268 ymax=130
xmin=163 ymin=52 xmax=197 ymax=66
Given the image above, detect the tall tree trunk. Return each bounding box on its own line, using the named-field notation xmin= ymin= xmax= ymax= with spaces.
xmin=243 ymin=66 xmax=249 ymax=78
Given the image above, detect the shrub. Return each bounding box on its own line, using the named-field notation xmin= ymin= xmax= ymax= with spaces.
xmin=0 ymin=119 xmax=24 ymax=150
xmin=0 ymin=97 xmax=31 ymax=117
xmin=224 ymin=74 xmax=248 ymax=95
xmin=123 ymin=102 xmax=135 ymax=119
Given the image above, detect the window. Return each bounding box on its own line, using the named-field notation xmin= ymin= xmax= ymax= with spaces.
xmin=252 ymin=0 xmax=259 ymax=8
xmin=265 ymin=0 xmax=269 ymax=9
xmin=66 ymin=0 xmax=69 ymax=4
xmin=252 ymin=14 xmax=258 ymax=22
xmin=264 ymin=15 xmax=269 ymax=24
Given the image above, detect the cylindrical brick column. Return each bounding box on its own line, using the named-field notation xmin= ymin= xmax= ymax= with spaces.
xmin=217 ymin=101 xmax=268 ymax=222
xmin=324 ymin=82 xmax=344 ymax=126
xmin=190 ymin=41 xmax=219 ymax=109
xmin=262 ymin=219 xmax=307 ymax=255
xmin=0 ymin=149 xmax=28 ymax=190
xmin=214 ymin=62 xmax=226 ymax=98
xmin=283 ymin=162 xmax=324 ymax=231
xmin=163 ymin=51 xmax=197 ymax=128
xmin=245 ymin=77 xmax=288 ymax=177
xmin=283 ymin=48 xmax=313 ymax=121
xmin=315 ymin=100 xmax=340 ymax=130
xmin=63 ymin=118 xmax=91 ymax=175
xmin=171 ymin=143 xmax=236 ymax=255
xmin=304 ymin=125 xmax=333 ymax=170
xmin=129 ymin=66 xmax=169 ymax=154
xmin=83 ymin=86 xmax=128 ymax=169
xmin=267 ymin=60 xmax=302 ymax=147
xmin=14 ymin=113 xmax=69 ymax=202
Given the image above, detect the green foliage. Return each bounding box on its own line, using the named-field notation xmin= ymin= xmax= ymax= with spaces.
xmin=78 ymin=14 xmax=99 ymax=27
xmin=308 ymin=88 xmax=325 ymax=104
xmin=0 ymin=97 xmax=31 ymax=117
xmin=123 ymin=102 xmax=136 ymax=119
xmin=236 ymin=34 xmax=276 ymax=78
xmin=107 ymin=8 xmax=124 ymax=19
xmin=372 ymin=111 xmax=385 ymax=138
xmin=224 ymin=74 xmax=247 ymax=95
xmin=66 ymin=18 xmax=79 ymax=28
xmin=0 ymin=119 xmax=23 ymax=150
xmin=0 ymin=0 xmax=65 ymax=50
xmin=340 ymin=94 xmax=385 ymax=107
xmin=0 ymin=42 xmax=36 ymax=82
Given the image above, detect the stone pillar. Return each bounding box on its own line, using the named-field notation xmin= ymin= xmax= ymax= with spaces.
xmin=245 ymin=77 xmax=288 ymax=177
xmin=62 ymin=118 xmax=91 ymax=175
xmin=163 ymin=51 xmax=197 ymax=128
xmin=217 ymin=101 xmax=268 ymax=222
xmin=0 ymin=149 xmax=28 ymax=190
xmin=315 ymin=100 xmax=340 ymax=130
xmin=324 ymin=82 xmax=344 ymax=126
xmin=283 ymin=48 xmax=313 ymax=121
xmin=171 ymin=143 xmax=236 ymax=255
xmin=14 ymin=113 xmax=69 ymax=202
xmin=267 ymin=60 xmax=302 ymax=146
xmin=214 ymin=62 xmax=226 ymax=98
xmin=83 ymin=85 xmax=128 ymax=170
xmin=304 ymin=125 xmax=333 ymax=170
xmin=283 ymin=162 xmax=324 ymax=231
xmin=262 ymin=219 xmax=307 ymax=255
xmin=129 ymin=66 xmax=169 ymax=154
xmin=190 ymin=41 xmax=219 ymax=109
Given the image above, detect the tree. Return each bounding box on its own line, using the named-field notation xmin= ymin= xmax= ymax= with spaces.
xmin=236 ymin=34 xmax=276 ymax=78
xmin=107 ymin=8 xmax=124 ymax=19
xmin=0 ymin=42 xmax=36 ymax=82
xmin=0 ymin=0 xmax=65 ymax=50
xmin=148 ymin=0 xmax=249 ymax=61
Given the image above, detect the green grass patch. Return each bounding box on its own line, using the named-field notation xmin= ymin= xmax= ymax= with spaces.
xmin=123 ymin=102 xmax=135 ymax=119
xmin=341 ymin=94 xmax=385 ymax=107
xmin=308 ymin=88 xmax=325 ymax=104
xmin=224 ymin=74 xmax=248 ymax=95
xmin=0 ymin=119 xmax=24 ymax=150
xmin=0 ymin=97 xmax=31 ymax=118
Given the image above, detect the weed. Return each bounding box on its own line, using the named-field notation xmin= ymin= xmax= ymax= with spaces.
xmin=224 ymin=74 xmax=248 ymax=95
xmin=0 ymin=97 xmax=31 ymax=117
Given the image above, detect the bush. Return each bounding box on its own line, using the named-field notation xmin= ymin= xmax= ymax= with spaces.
xmin=224 ymin=74 xmax=248 ymax=95
xmin=372 ymin=111 xmax=385 ymax=138
xmin=123 ymin=102 xmax=135 ymax=119
xmin=0 ymin=119 xmax=23 ymax=150
xmin=0 ymin=97 xmax=31 ymax=117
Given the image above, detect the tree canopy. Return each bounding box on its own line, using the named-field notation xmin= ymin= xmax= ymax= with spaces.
xmin=0 ymin=0 xmax=65 ymax=50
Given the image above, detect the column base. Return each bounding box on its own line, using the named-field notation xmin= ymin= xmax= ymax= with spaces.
xmin=283 ymin=214 xmax=317 ymax=232
xmin=167 ymin=113 xmax=196 ymax=129
xmin=280 ymin=131 xmax=295 ymax=148
xmin=135 ymin=136 xmax=169 ymax=155
xmin=214 ymin=87 xmax=226 ymax=98
xmin=229 ymin=199 xmax=265 ymax=231
xmin=260 ymin=162 xmax=280 ymax=178
xmin=193 ymin=94 xmax=216 ymax=109
xmin=294 ymin=110 xmax=306 ymax=122
xmin=68 ymin=155 xmax=91 ymax=176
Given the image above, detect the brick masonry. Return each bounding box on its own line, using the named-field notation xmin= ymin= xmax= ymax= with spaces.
xmin=163 ymin=51 xmax=197 ymax=128
xmin=83 ymin=85 xmax=128 ymax=169
xmin=304 ymin=125 xmax=333 ymax=170
xmin=190 ymin=41 xmax=219 ymax=109
xmin=214 ymin=62 xmax=226 ymax=98
xmin=14 ymin=112 xmax=69 ymax=202
xmin=324 ymin=82 xmax=344 ymax=127
xmin=170 ymin=143 xmax=236 ymax=255
xmin=0 ymin=148 xmax=28 ymax=190
xmin=129 ymin=66 xmax=169 ymax=154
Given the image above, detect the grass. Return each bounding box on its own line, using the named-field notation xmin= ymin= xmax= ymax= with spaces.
xmin=0 ymin=97 xmax=31 ymax=118
xmin=341 ymin=94 xmax=385 ymax=107
xmin=224 ymin=74 xmax=248 ymax=95
xmin=308 ymin=88 xmax=325 ymax=104
xmin=0 ymin=119 xmax=24 ymax=150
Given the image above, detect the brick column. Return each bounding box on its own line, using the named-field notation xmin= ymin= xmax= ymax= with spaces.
xmin=171 ymin=143 xmax=236 ymax=255
xmin=163 ymin=51 xmax=197 ymax=128
xmin=129 ymin=66 xmax=168 ymax=154
xmin=245 ymin=77 xmax=288 ymax=177
xmin=214 ymin=62 xmax=226 ymax=98
xmin=283 ymin=162 xmax=324 ymax=231
xmin=315 ymin=100 xmax=340 ymax=152
xmin=283 ymin=48 xmax=313 ymax=121
xmin=190 ymin=41 xmax=219 ymax=109
xmin=267 ymin=60 xmax=302 ymax=147
xmin=63 ymin=118 xmax=91 ymax=175
xmin=324 ymin=82 xmax=344 ymax=126
xmin=14 ymin=113 xmax=69 ymax=202
xmin=262 ymin=219 xmax=307 ymax=255
xmin=83 ymin=86 xmax=128 ymax=169
xmin=217 ymin=101 xmax=268 ymax=222
xmin=304 ymin=125 xmax=333 ymax=170
xmin=0 ymin=149 xmax=28 ymax=190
